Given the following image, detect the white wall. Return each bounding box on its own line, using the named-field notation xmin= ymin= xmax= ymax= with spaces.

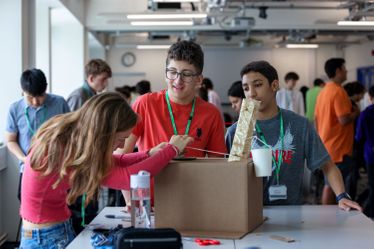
xmin=344 ymin=40 xmax=374 ymax=82
xmin=203 ymin=48 xmax=271 ymax=101
xmin=58 ymin=0 xmax=86 ymax=25
xmin=0 ymin=0 xmax=24 ymax=241
xmin=51 ymin=7 xmax=85 ymax=98
xmin=0 ymin=0 xmax=23 ymax=141
xmin=108 ymin=48 xmax=166 ymax=92
xmin=88 ymin=33 xmax=106 ymax=60
xmin=36 ymin=0 xmax=51 ymax=85
xmin=271 ymin=48 xmax=316 ymax=87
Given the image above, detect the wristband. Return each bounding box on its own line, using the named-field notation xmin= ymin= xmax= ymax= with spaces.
xmin=336 ymin=192 xmax=351 ymax=202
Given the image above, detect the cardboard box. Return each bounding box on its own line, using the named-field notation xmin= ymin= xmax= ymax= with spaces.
xmin=154 ymin=158 xmax=263 ymax=239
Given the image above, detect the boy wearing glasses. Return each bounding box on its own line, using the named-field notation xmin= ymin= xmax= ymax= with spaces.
xmin=119 ymin=40 xmax=227 ymax=208
xmin=5 ymin=69 xmax=70 ymax=201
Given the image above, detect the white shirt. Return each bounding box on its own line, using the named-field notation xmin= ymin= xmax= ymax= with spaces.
xmin=276 ymin=88 xmax=305 ymax=116
xmin=208 ymin=89 xmax=222 ymax=110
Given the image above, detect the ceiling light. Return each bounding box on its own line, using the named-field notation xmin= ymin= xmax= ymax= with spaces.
xmin=286 ymin=44 xmax=319 ymax=49
xmin=153 ymin=0 xmax=200 ymax=2
xmin=137 ymin=45 xmax=171 ymax=49
xmin=131 ymin=21 xmax=193 ymax=26
xmin=337 ymin=20 xmax=374 ymax=26
xmin=127 ymin=13 xmax=207 ymax=19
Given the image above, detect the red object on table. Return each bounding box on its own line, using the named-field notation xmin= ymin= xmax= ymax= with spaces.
xmin=195 ymin=238 xmax=221 ymax=246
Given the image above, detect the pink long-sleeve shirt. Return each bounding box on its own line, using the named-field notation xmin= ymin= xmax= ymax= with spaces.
xmin=20 ymin=144 xmax=177 ymax=224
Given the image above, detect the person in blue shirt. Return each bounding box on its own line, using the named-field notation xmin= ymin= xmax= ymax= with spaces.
xmin=356 ymin=85 xmax=374 ymax=218
xmin=5 ymin=68 xmax=70 ymax=201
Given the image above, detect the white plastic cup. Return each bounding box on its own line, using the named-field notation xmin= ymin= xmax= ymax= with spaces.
xmin=251 ymin=148 xmax=272 ymax=177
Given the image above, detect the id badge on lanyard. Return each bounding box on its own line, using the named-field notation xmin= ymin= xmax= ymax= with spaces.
xmin=269 ymin=185 xmax=287 ymax=201
xmin=256 ymin=110 xmax=287 ymax=202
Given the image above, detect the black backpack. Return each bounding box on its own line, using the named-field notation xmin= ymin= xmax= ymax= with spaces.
xmin=91 ymin=225 xmax=183 ymax=249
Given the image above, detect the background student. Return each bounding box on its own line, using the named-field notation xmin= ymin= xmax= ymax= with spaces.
xmin=355 ymin=86 xmax=374 ymax=218
xmin=67 ymin=58 xmax=112 ymax=111
xmin=5 ymin=68 xmax=70 ymax=201
xmin=315 ymin=58 xmax=360 ymax=204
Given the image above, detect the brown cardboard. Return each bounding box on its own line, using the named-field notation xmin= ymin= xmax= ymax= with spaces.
xmin=229 ymin=98 xmax=260 ymax=162
xmin=154 ymin=158 xmax=263 ymax=239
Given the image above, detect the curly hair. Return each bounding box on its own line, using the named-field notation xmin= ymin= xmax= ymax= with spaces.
xmin=166 ymin=40 xmax=204 ymax=74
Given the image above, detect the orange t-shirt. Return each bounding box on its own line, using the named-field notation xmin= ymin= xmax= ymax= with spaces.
xmin=132 ymin=90 xmax=227 ymax=157
xmin=314 ymin=82 xmax=353 ymax=163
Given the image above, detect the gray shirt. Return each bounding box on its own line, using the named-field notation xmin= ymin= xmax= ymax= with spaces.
xmin=225 ymin=108 xmax=330 ymax=205
xmin=66 ymin=81 xmax=96 ymax=111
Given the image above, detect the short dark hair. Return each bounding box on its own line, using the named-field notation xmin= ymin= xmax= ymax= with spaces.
xmin=115 ymin=86 xmax=131 ymax=99
xmin=166 ymin=40 xmax=204 ymax=74
xmin=20 ymin=68 xmax=48 ymax=96
xmin=344 ymin=81 xmax=365 ymax=97
xmin=228 ymin=81 xmax=245 ymax=98
xmin=324 ymin=58 xmax=345 ymax=79
xmin=369 ymin=85 xmax=374 ymax=98
xmin=85 ymin=59 xmax=112 ymax=78
xmin=313 ymin=78 xmax=325 ymax=87
xmin=136 ymin=80 xmax=151 ymax=95
xmin=240 ymin=60 xmax=278 ymax=84
xmin=198 ymin=86 xmax=208 ymax=101
xmin=284 ymin=72 xmax=299 ymax=81
xmin=202 ymin=78 xmax=214 ymax=89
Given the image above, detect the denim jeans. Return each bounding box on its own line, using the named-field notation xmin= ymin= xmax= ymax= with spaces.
xmin=20 ymin=220 xmax=76 ymax=249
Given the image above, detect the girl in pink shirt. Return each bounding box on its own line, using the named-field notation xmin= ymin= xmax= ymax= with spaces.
xmin=19 ymin=92 xmax=192 ymax=248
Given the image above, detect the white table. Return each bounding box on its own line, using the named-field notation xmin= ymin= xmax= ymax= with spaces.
xmin=67 ymin=205 xmax=374 ymax=249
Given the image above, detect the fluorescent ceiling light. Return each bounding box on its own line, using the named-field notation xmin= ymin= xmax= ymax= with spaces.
xmin=137 ymin=45 xmax=171 ymax=49
xmin=286 ymin=44 xmax=319 ymax=49
xmin=337 ymin=21 xmax=374 ymax=26
xmin=127 ymin=13 xmax=207 ymax=19
xmin=131 ymin=21 xmax=193 ymax=26
xmin=153 ymin=0 xmax=200 ymax=2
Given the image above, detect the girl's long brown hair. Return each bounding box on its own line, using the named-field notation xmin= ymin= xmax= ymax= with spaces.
xmin=29 ymin=92 xmax=138 ymax=205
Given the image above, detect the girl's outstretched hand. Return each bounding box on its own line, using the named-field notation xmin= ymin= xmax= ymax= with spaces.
xmin=169 ymin=135 xmax=194 ymax=155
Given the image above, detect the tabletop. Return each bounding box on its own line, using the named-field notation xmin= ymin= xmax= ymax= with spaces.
xmin=67 ymin=205 xmax=374 ymax=249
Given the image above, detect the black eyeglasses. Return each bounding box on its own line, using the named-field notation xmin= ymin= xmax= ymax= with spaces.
xmin=165 ymin=69 xmax=200 ymax=83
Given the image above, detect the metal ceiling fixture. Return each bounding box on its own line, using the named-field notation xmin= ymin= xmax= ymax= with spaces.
xmin=93 ymin=0 xmax=374 ymax=49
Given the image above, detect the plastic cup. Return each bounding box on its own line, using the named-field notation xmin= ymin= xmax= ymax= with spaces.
xmin=251 ymin=148 xmax=272 ymax=177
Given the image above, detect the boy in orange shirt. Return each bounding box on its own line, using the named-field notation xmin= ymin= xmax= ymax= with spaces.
xmin=315 ymin=58 xmax=360 ymax=204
